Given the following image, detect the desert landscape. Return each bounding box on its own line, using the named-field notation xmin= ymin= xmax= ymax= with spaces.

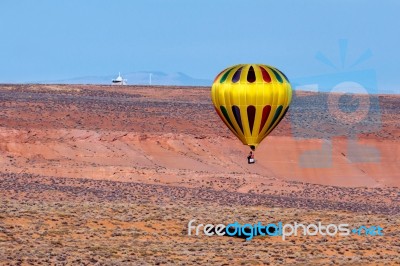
xmin=0 ymin=84 xmax=399 ymax=265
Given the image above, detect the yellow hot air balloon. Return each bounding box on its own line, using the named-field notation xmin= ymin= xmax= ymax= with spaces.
xmin=211 ymin=64 xmax=292 ymax=151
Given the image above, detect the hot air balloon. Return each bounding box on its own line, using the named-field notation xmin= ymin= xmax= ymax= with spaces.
xmin=211 ymin=64 xmax=292 ymax=152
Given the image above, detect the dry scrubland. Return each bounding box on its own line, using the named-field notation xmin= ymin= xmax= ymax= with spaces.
xmin=0 ymin=84 xmax=399 ymax=265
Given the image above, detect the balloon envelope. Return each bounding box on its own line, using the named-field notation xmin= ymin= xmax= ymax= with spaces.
xmin=211 ymin=64 xmax=292 ymax=150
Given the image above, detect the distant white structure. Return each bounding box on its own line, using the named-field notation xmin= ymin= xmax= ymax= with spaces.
xmin=112 ymin=72 xmax=127 ymax=85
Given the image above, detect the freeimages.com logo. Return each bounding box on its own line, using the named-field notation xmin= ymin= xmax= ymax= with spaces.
xmin=188 ymin=219 xmax=384 ymax=241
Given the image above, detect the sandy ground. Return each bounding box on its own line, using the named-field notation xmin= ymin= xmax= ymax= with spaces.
xmin=0 ymin=84 xmax=399 ymax=265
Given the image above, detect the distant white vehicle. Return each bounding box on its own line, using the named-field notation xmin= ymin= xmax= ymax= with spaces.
xmin=112 ymin=72 xmax=127 ymax=85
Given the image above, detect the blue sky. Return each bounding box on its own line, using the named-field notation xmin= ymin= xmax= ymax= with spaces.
xmin=0 ymin=0 xmax=398 ymax=93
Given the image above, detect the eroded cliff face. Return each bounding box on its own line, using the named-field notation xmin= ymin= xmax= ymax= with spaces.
xmin=0 ymin=84 xmax=398 ymax=187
